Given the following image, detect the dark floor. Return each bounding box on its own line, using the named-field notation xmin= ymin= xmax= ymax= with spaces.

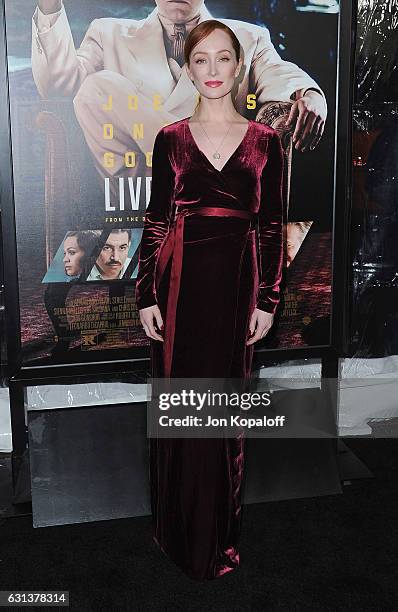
xmin=0 ymin=437 xmax=397 ymax=611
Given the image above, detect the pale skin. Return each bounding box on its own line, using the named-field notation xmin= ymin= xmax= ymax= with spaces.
xmin=37 ymin=0 xmax=326 ymax=150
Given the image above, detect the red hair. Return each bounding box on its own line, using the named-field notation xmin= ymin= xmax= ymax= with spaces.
xmin=184 ymin=20 xmax=241 ymax=65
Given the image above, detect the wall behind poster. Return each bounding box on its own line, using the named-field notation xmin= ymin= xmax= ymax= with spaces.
xmin=4 ymin=0 xmax=339 ymax=367
xmin=349 ymin=0 xmax=398 ymax=358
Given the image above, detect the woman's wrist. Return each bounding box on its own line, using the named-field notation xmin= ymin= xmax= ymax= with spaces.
xmin=255 ymin=300 xmax=277 ymax=315
xmin=136 ymin=294 xmax=158 ymax=311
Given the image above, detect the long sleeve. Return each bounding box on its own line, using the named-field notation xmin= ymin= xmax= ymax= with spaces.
xmin=135 ymin=129 xmax=176 ymax=310
xmin=256 ymin=131 xmax=285 ymax=314
xmin=32 ymin=5 xmax=104 ymax=98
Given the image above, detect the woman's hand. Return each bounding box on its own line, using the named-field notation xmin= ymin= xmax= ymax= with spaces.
xmin=139 ymin=304 xmax=164 ymax=342
xmin=246 ymin=308 xmax=274 ymax=345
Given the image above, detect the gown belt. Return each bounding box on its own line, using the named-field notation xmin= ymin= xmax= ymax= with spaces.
xmin=155 ymin=206 xmax=257 ymax=378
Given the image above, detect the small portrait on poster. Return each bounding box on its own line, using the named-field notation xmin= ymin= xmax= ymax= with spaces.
xmin=42 ymin=228 xmax=143 ymax=283
xmin=286 ymin=221 xmax=313 ymax=268
xmin=42 ymin=230 xmax=101 ymax=283
xmin=87 ymin=229 xmax=136 ymax=281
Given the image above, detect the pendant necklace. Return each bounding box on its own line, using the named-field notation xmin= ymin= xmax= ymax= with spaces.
xmin=198 ymin=120 xmax=233 ymax=160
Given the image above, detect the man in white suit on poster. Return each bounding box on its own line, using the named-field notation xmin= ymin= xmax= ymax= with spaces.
xmin=32 ymin=0 xmax=327 ymax=182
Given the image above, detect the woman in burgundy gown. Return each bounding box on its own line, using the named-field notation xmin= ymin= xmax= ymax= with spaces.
xmin=135 ymin=20 xmax=284 ymax=580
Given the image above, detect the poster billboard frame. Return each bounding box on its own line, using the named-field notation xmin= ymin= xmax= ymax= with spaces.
xmin=0 ymin=0 xmax=354 ymax=383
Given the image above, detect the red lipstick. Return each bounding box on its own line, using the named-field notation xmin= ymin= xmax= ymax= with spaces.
xmin=204 ymin=81 xmax=223 ymax=88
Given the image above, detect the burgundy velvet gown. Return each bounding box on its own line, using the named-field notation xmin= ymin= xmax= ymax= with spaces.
xmin=135 ymin=117 xmax=284 ymax=581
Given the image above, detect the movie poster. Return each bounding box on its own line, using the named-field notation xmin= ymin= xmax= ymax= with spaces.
xmin=4 ymin=0 xmax=340 ymax=366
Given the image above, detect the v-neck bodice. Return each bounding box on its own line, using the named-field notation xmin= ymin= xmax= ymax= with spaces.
xmin=185 ymin=118 xmax=252 ymax=173
xmin=161 ymin=116 xmax=278 ymax=217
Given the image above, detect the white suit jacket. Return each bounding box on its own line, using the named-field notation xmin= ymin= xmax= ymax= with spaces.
xmin=32 ymin=4 xmax=326 ymax=118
